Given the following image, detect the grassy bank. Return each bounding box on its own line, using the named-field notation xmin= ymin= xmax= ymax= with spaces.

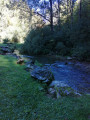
xmin=0 ymin=55 xmax=90 ymax=120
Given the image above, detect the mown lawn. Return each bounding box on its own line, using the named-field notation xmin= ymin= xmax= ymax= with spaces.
xmin=0 ymin=55 xmax=90 ymax=120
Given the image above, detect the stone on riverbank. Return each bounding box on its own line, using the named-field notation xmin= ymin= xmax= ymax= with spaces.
xmin=31 ymin=66 xmax=54 ymax=85
xmin=0 ymin=46 xmax=11 ymax=54
xmin=48 ymin=81 xmax=81 ymax=98
xmin=0 ymin=44 xmax=16 ymax=55
xmin=17 ymin=58 xmax=24 ymax=64
xmin=25 ymin=59 xmax=36 ymax=71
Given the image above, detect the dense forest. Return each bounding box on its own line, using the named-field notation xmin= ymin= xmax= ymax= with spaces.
xmin=0 ymin=0 xmax=90 ymax=61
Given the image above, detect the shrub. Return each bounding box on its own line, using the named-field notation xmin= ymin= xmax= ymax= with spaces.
xmin=72 ymin=43 xmax=90 ymax=61
xmin=12 ymin=34 xmax=19 ymax=43
xmin=21 ymin=26 xmax=54 ymax=55
xmin=3 ymin=38 xmax=9 ymax=44
xmin=55 ymin=42 xmax=65 ymax=51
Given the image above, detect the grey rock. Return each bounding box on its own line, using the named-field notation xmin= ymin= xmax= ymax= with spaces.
xmin=48 ymin=88 xmax=56 ymax=97
xmin=25 ymin=59 xmax=36 ymax=72
xmin=52 ymin=63 xmax=65 ymax=68
xmin=17 ymin=58 xmax=24 ymax=64
xmin=13 ymin=50 xmax=20 ymax=56
xmin=74 ymin=92 xmax=82 ymax=96
xmin=48 ymin=87 xmax=61 ymax=98
xmin=0 ymin=45 xmax=16 ymax=54
xmin=50 ymin=81 xmax=69 ymax=88
xmin=45 ymin=64 xmax=51 ymax=66
xmin=67 ymin=57 xmax=73 ymax=60
xmin=49 ymin=81 xmax=81 ymax=98
xmin=0 ymin=46 xmax=11 ymax=53
xmin=25 ymin=64 xmax=37 ymax=72
xmin=31 ymin=67 xmax=54 ymax=84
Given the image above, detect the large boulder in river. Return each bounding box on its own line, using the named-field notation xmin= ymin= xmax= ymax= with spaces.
xmin=31 ymin=66 xmax=54 ymax=85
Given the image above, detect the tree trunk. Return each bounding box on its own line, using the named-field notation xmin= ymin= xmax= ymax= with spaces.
xmin=67 ymin=0 xmax=69 ymax=26
xmin=70 ymin=0 xmax=74 ymax=29
xmin=57 ymin=0 xmax=61 ymax=29
xmin=79 ymin=0 xmax=82 ymax=20
xmin=49 ymin=0 xmax=53 ymax=32
xmin=67 ymin=0 xmax=69 ymax=14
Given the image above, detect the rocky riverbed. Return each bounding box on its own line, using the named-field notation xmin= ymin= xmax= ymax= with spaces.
xmin=23 ymin=55 xmax=90 ymax=94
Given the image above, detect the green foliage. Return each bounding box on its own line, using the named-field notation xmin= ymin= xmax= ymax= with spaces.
xmin=3 ymin=38 xmax=9 ymax=44
xmin=21 ymin=26 xmax=53 ymax=55
xmin=0 ymin=0 xmax=31 ymax=43
xmin=72 ymin=43 xmax=90 ymax=61
xmin=12 ymin=33 xmax=19 ymax=43
xmin=21 ymin=17 xmax=90 ymax=61
xmin=19 ymin=0 xmax=90 ymax=61
xmin=55 ymin=42 xmax=65 ymax=50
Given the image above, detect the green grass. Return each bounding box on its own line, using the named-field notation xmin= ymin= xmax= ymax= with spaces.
xmin=0 ymin=43 xmax=6 ymax=47
xmin=0 ymin=55 xmax=90 ymax=120
xmin=0 ymin=43 xmax=22 ymax=48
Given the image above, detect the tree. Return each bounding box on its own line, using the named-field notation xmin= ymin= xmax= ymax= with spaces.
xmin=0 ymin=0 xmax=31 ymax=43
xmin=70 ymin=0 xmax=74 ymax=29
xmin=79 ymin=0 xmax=82 ymax=20
xmin=49 ymin=0 xmax=53 ymax=32
xmin=57 ymin=0 xmax=61 ymax=28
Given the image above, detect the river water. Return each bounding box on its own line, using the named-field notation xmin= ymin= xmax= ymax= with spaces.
xmin=22 ymin=55 xmax=90 ymax=94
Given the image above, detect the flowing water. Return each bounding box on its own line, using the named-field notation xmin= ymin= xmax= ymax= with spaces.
xmin=51 ymin=62 xmax=90 ymax=93
xmin=22 ymin=55 xmax=90 ymax=94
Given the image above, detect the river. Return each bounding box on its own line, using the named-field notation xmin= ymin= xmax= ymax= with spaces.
xmin=22 ymin=55 xmax=90 ymax=94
